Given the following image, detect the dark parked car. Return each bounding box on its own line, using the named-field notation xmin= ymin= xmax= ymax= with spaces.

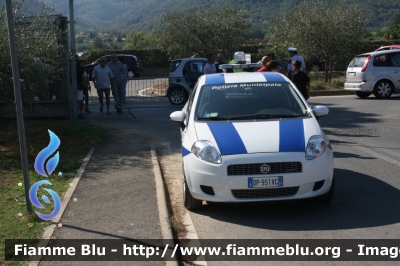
xmin=84 ymin=54 xmax=143 ymax=80
xmin=309 ymin=55 xmax=328 ymax=72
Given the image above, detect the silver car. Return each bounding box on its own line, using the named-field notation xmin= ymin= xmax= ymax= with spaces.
xmin=344 ymin=50 xmax=400 ymax=99
xmin=167 ymin=58 xmax=207 ymax=105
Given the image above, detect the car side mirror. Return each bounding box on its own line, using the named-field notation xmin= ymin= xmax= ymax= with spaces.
xmin=312 ymin=105 xmax=329 ymax=117
xmin=170 ymin=111 xmax=186 ymax=130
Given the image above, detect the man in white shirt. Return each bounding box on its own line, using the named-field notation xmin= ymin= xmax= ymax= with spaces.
xmin=287 ymin=47 xmax=306 ymax=79
xmin=92 ymin=57 xmax=114 ymax=114
xmin=203 ymin=53 xmax=216 ymax=74
xmin=107 ymin=53 xmax=126 ymax=113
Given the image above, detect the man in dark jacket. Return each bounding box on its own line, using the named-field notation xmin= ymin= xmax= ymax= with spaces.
xmin=291 ymin=60 xmax=310 ymax=100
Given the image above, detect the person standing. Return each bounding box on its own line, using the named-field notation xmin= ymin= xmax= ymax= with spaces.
xmin=291 ymin=60 xmax=310 ymax=100
xmin=203 ymin=53 xmax=216 ymax=74
xmin=107 ymin=53 xmax=126 ymax=113
xmin=79 ymin=60 xmax=91 ymax=113
xmin=92 ymin=56 xmax=114 ymax=114
xmin=266 ymin=61 xmax=281 ymax=72
xmin=215 ymin=54 xmax=225 ymax=73
xmin=76 ymin=60 xmax=85 ymax=119
xmin=119 ymin=57 xmax=128 ymax=103
xmin=257 ymin=56 xmax=271 ymax=72
xmin=287 ymin=47 xmax=306 ymax=79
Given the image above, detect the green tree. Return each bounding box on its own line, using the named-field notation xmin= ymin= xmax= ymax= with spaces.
xmin=116 ymin=33 xmax=122 ymax=42
xmin=76 ymin=36 xmax=85 ymax=44
xmin=0 ymin=1 xmax=67 ymax=110
xmin=268 ymin=0 xmax=368 ymax=82
xmin=386 ymin=11 xmax=400 ymax=39
xmin=158 ymin=4 xmax=251 ymax=58
xmin=91 ymin=36 xmax=104 ymax=50
xmin=123 ymin=30 xmax=159 ymax=50
xmin=88 ymin=31 xmax=97 ymax=38
xmin=245 ymin=26 xmax=266 ymax=40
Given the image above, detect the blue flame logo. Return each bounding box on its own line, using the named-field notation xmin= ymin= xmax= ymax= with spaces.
xmin=29 ymin=130 xmax=62 ymax=220
xmin=34 ymin=130 xmax=60 ymax=177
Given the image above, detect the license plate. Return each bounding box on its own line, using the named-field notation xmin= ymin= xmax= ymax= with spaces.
xmin=347 ymin=72 xmax=356 ymax=77
xmin=248 ymin=176 xmax=283 ymax=188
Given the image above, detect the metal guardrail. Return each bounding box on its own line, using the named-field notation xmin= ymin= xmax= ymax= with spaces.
xmin=114 ymin=76 xmax=191 ymax=115
xmin=114 ymin=77 xmax=169 ymax=110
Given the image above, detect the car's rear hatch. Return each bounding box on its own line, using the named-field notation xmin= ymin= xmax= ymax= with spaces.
xmin=169 ymin=60 xmax=182 ymax=74
xmin=346 ymin=55 xmax=370 ymax=82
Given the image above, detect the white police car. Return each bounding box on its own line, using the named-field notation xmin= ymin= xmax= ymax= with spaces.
xmin=170 ymin=63 xmax=334 ymax=210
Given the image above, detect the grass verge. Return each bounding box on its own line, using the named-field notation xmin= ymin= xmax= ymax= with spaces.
xmin=0 ymin=118 xmax=107 ymax=264
xmin=309 ymin=71 xmax=346 ymax=90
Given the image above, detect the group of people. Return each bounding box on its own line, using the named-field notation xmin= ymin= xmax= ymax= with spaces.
xmin=203 ymin=48 xmax=311 ymax=101
xmin=258 ymin=47 xmax=310 ymax=100
xmin=75 ymin=53 xmax=128 ymax=119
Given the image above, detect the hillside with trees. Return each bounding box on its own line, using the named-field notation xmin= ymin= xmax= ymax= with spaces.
xmin=40 ymin=0 xmax=400 ymax=33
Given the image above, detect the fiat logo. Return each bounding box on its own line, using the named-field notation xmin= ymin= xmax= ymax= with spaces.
xmin=260 ymin=164 xmax=270 ymax=173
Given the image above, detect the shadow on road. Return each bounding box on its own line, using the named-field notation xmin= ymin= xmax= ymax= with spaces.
xmin=193 ymin=168 xmax=400 ymax=231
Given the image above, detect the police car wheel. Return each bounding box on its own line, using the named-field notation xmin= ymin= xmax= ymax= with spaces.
xmin=316 ymin=175 xmax=335 ymax=204
xmin=169 ymin=87 xmax=188 ymax=105
xmin=183 ymin=178 xmax=202 ymax=210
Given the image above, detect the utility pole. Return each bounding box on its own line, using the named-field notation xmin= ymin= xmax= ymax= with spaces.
xmin=5 ymin=0 xmax=33 ymax=214
xmin=69 ymin=0 xmax=78 ymax=120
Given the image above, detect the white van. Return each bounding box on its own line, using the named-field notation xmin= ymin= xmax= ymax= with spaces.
xmin=344 ymin=50 xmax=400 ymax=98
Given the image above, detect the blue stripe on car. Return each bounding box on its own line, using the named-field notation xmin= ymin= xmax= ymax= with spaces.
xmin=182 ymin=146 xmax=191 ymax=157
xmin=259 ymin=72 xmax=286 ymax=83
xmin=279 ymin=120 xmax=305 ymax=152
xmin=207 ymin=123 xmax=247 ymax=155
xmin=205 ymin=74 xmax=226 ymax=85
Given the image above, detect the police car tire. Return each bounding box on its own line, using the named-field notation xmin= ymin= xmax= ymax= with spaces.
xmin=317 ymin=175 xmax=335 ymax=204
xmin=183 ymin=178 xmax=202 ymax=210
xmin=168 ymin=86 xmax=188 ymax=105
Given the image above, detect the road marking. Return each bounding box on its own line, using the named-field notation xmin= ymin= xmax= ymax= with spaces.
xmin=354 ymin=145 xmax=400 ymax=167
xmin=328 ymin=135 xmax=400 ymax=167
xmin=353 ymin=137 xmax=400 ymax=159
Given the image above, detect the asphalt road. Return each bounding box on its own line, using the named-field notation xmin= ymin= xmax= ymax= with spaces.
xmin=155 ymin=94 xmax=400 ymax=265
xmin=83 ymin=93 xmax=400 ymax=265
xmin=189 ymin=94 xmax=400 ymax=266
